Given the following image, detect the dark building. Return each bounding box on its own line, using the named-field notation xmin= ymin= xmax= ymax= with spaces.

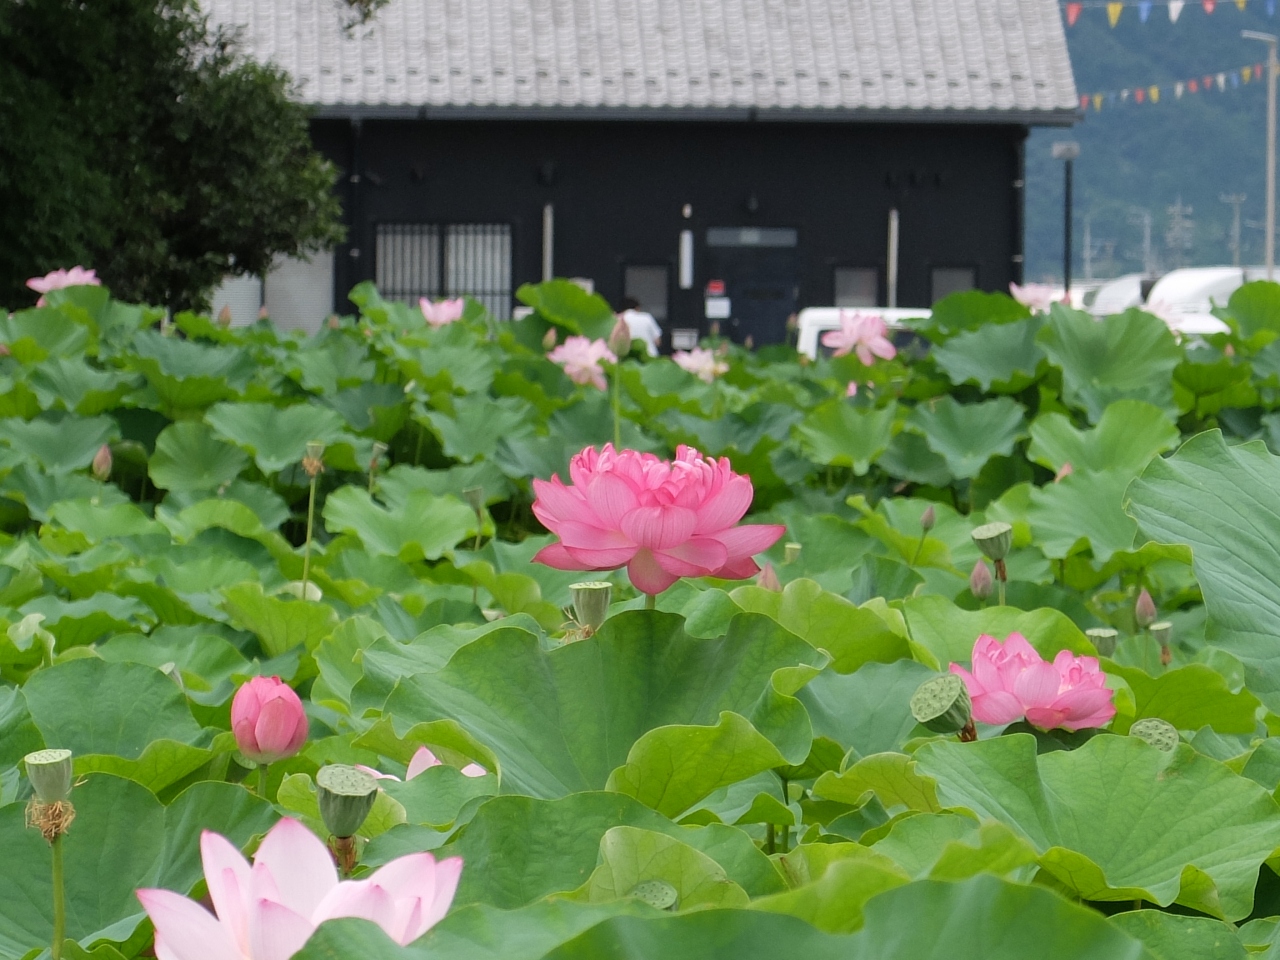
xmin=210 ymin=0 xmax=1078 ymax=345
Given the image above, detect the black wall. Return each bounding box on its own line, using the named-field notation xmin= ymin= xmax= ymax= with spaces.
xmin=313 ymin=117 xmax=1028 ymax=332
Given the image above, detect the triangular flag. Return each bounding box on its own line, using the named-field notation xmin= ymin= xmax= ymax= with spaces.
xmin=1135 ymin=87 xmax=1146 ymax=103
xmin=1094 ymin=93 xmax=1104 ymax=110
xmin=1218 ymin=72 xmax=1227 ymax=90
xmin=1139 ymin=0 xmax=1153 ymax=19
xmin=1269 ymin=0 xmax=1276 ymax=15
xmin=1107 ymin=1 xmax=1124 ymax=25
xmin=1205 ymin=74 xmax=1215 ymax=88
xmin=1066 ymin=1 xmax=1083 ymax=25
xmin=1080 ymin=94 xmax=1090 ymax=110
xmin=1175 ymin=81 xmax=1185 ymax=98
xmin=1245 ymin=66 xmax=1254 ymax=82
xmin=1150 ymin=85 xmax=1160 ymax=102
xmin=1107 ymin=91 xmax=1118 ymax=105
xmin=1121 ymin=88 xmax=1131 ymax=101
xmin=1169 ymin=0 xmax=1185 ymax=19
xmin=1203 ymin=0 xmax=1216 ymax=12
xmin=1238 ymin=0 xmax=1248 ymax=9
xmin=1231 ymin=70 xmax=1241 ymax=87
xmin=1189 ymin=77 xmax=1200 ymax=92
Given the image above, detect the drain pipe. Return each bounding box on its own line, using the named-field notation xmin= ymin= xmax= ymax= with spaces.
xmin=886 ymin=208 xmax=900 ymax=308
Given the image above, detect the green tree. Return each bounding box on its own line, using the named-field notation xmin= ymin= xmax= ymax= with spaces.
xmin=0 ymin=0 xmax=344 ymax=311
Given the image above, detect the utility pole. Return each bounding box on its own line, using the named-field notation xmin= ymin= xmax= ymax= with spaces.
xmin=1083 ymin=213 xmax=1093 ymax=280
xmin=1053 ymin=141 xmax=1081 ymax=296
xmin=1244 ymin=31 xmax=1278 ymax=279
xmin=1221 ymin=193 xmax=1247 ymax=266
xmin=1129 ymin=208 xmax=1156 ymax=276
xmin=1165 ymin=196 xmax=1194 ymax=269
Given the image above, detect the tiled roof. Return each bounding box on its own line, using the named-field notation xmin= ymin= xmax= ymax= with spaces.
xmin=205 ymin=0 xmax=1078 ymax=121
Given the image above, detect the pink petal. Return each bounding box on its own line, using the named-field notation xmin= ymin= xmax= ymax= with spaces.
xmin=970 ymin=690 xmax=1026 ymax=725
xmin=232 ymin=717 xmax=260 ymax=756
xmin=948 ymin=662 xmax=985 ymax=697
xmin=406 ymin=746 xmax=441 ymax=780
xmin=1049 ymin=687 xmax=1117 ymax=726
xmin=652 ymin=538 xmax=729 ymax=578
xmin=583 ymin=473 xmax=640 ymax=528
xmin=531 ymin=478 xmax=586 ymax=528
xmin=460 ymin=763 xmax=486 ymax=777
xmin=1012 ymin=660 xmax=1063 ymax=710
xmin=714 ymin=556 xmax=761 ymax=581
xmin=354 ymin=764 xmax=399 ymax=781
xmin=254 ymin=697 xmax=303 ymax=760
xmin=620 ymin=505 xmax=698 ymax=550
xmin=711 ymin=524 xmax=787 ymax=560
xmin=409 ymin=857 xmax=463 ymax=941
xmin=247 ymin=898 xmax=316 ymax=960
xmin=313 ymin=879 xmax=397 ymax=935
xmin=562 ymin=542 xmax=638 ymax=569
xmin=557 ymin=519 xmax=635 ymax=552
xmin=200 ymin=832 xmax=252 ymax=953
xmin=531 ymin=542 xmax=585 ymax=570
xmin=252 ymin=818 xmax=338 ymax=919
xmin=136 ymin=889 xmax=242 ymax=960
xmin=627 ymin=548 xmax=680 ymax=595
xmin=1001 ymin=633 xmax=1042 ymax=663
xmin=690 ymin=476 xmax=753 ymax=533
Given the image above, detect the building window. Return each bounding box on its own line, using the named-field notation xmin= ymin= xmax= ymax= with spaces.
xmin=375 ymin=223 xmax=512 ymax=319
xmin=623 ymin=265 xmax=669 ymax=321
xmin=833 ymin=267 xmax=878 ymax=307
xmin=931 ymin=267 xmax=977 ymax=302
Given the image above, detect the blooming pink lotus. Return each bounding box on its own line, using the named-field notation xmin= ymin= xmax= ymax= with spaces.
xmin=357 ymin=746 xmax=486 ymax=781
xmin=1008 ymin=282 xmax=1058 ymax=313
xmin=672 ymin=347 xmax=728 ymax=383
xmin=548 ymin=336 xmax=616 ymax=391
xmin=137 ymin=817 xmax=461 ymax=960
xmin=532 ymin=443 xmax=786 ymax=596
xmin=231 ymin=677 xmax=308 ymax=765
xmin=949 ymin=633 xmax=1115 ymax=732
xmin=820 ymin=311 xmax=896 ymax=366
xmin=26 ymin=266 xmax=101 ymax=306
xmin=418 ymin=298 xmax=465 ymax=327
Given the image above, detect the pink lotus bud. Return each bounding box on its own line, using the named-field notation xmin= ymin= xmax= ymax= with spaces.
xmin=756 ymin=562 xmax=782 ymax=592
xmin=1225 ymin=343 xmax=1236 ymax=358
xmin=542 ymin=327 xmax=558 ymax=350
xmin=257 ymin=305 xmax=270 ymax=320
xmin=608 ymin=317 xmax=632 ymax=357
xmin=216 ymin=305 xmax=233 ymax=328
xmin=91 ymin=444 xmax=112 ymax=482
xmin=1054 ymin=462 xmax=1074 ymax=483
xmin=920 ymin=504 xmax=936 ymax=532
xmin=970 ymin=560 xmax=993 ymax=600
xmin=230 ymin=676 xmax=308 ymax=764
xmin=0 ymin=343 xmax=10 ymax=357
xmin=327 ymin=314 xmax=341 ymax=330
xmin=1135 ymin=589 xmax=1157 ymax=628
xmin=845 ymin=381 xmax=858 ymax=398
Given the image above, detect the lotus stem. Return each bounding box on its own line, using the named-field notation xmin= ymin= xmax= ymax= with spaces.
xmin=644 ymin=593 xmax=656 ymax=611
xmin=51 ymin=835 xmax=64 ymax=960
xmin=765 ymin=823 xmax=776 ymax=855
xmin=994 ymin=558 xmax=1007 ymax=607
xmin=911 ymin=530 xmax=927 ymax=567
xmin=611 ymin=365 xmax=622 ymax=449
xmin=257 ymin=763 xmax=269 ymax=800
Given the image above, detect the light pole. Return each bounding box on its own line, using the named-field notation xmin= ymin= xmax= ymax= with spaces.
xmin=1221 ymin=193 xmax=1247 ymax=267
xmin=1052 ymin=141 xmax=1081 ymax=298
xmin=1244 ymin=31 xmax=1278 ymax=279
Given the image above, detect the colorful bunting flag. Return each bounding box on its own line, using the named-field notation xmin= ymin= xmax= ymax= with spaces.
xmin=1150 ymin=85 xmax=1160 ymax=101
xmin=1245 ymin=66 xmax=1254 ymax=82
xmin=1139 ymin=0 xmax=1152 ymax=19
xmin=1094 ymin=93 xmax=1104 ymax=109
xmin=1203 ymin=0 xmax=1216 ymax=12
xmin=1175 ymin=81 xmax=1185 ymax=97
xmin=1107 ymin=1 xmax=1124 ymax=24
xmin=1169 ymin=0 xmax=1185 ymax=20
xmin=1237 ymin=0 xmax=1248 ymax=9
xmin=1078 ymin=59 xmax=1268 ymax=110
xmin=1067 ymin=0 xmax=1083 ymax=24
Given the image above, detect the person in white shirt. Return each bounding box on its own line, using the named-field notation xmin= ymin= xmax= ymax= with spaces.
xmin=618 ymin=297 xmax=662 ymax=356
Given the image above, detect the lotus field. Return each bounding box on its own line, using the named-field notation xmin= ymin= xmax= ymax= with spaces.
xmin=13 ymin=272 xmax=1280 ymax=960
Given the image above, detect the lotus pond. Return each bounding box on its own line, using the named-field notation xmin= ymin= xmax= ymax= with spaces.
xmin=9 ymin=276 xmax=1280 ymax=959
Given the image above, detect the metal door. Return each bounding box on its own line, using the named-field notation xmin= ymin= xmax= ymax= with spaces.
xmin=704 ymin=227 xmax=798 ymax=347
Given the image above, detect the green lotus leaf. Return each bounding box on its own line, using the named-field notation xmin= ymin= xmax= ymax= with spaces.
xmin=793 ymin=400 xmax=896 ymax=473
xmin=914 ymin=734 xmax=1280 ymax=919
xmin=868 ymin=812 xmax=1038 ymax=882
xmin=813 ymin=753 xmax=940 ymax=814
xmin=750 ymin=845 xmax=910 ymax=932
xmin=204 ymin=401 xmax=349 ymax=474
xmin=875 ymin=431 xmax=953 ymax=486
xmin=930 ymin=315 xmax=1045 ymax=391
xmin=97 ymin=625 xmax=248 ymax=700
xmin=902 ymin=595 xmax=1093 ymax=670
xmin=220 ymin=582 xmax=339 ymax=658
xmin=290 ymin=336 xmax=377 ymax=395
xmin=0 ymin=308 xmax=91 ymax=363
xmin=127 ymin=330 xmax=255 ymax=411
xmin=1109 ymin=910 xmax=1248 ymax=960
xmin=380 ymin=764 xmax=496 ymax=830
xmin=518 ymin=279 xmax=619 ymax=341
xmin=1173 ymin=357 xmax=1255 ymax=416
xmin=322 ymin=486 xmax=478 ymax=561
xmin=797 ymin=660 xmax=935 ymax=760
xmin=1027 ymin=400 xmax=1180 ymax=477
xmin=47 ymin=500 xmax=166 ymax=541
xmin=1127 ymin=431 xmax=1280 ymax=710
xmin=424 ymin=395 xmax=537 ymax=464
xmin=1036 ymin=306 xmax=1181 ymax=423
xmin=0 ymin=413 xmax=118 ymax=474
xmin=28 ymin=358 xmax=137 ymax=415
xmin=21 ymin=594 xmax=156 ymax=649
xmin=1106 ymin=662 xmax=1259 ymax=735
xmin=148 ymin=421 xmax=250 ymax=492
xmin=0 ymin=464 xmax=129 ymax=522
xmin=1026 ymin=469 xmax=1137 ymax=562
xmin=1220 ymin=280 xmax=1280 ymax=340
xmin=576 ymin=826 xmax=749 ymax=910
xmin=390 ymin=340 xmax=497 ymax=395
xmin=905 ymin=396 xmax=1027 ymax=479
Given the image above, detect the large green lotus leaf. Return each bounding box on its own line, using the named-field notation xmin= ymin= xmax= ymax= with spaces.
xmin=127 ymin=330 xmax=255 ymax=411
xmin=518 ymin=279 xmax=619 ymax=341
xmin=425 ymin=395 xmax=536 ymax=464
xmin=28 ymin=358 xmax=136 ymax=416
xmin=797 ymin=660 xmax=934 ymax=760
xmin=792 ymin=400 xmax=896 ymax=473
xmin=1106 ymin=662 xmax=1259 ymax=734
xmin=443 ymin=792 xmax=784 ymax=909
xmin=290 ymin=337 xmax=377 ymax=395
xmin=0 ymin=776 xmax=273 ymax=957
xmin=875 ymin=430 xmax=953 ymax=486
xmin=47 ymin=500 xmax=166 ymax=541
xmin=813 ymin=753 xmax=941 ymax=814
xmin=577 ymin=826 xmax=749 ymax=910
xmin=902 ymin=596 xmax=1092 ymax=670
xmin=728 ymin=579 xmax=910 ymax=672
xmin=205 ymin=401 xmax=349 ymax=474
xmin=21 ymin=594 xmax=155 ymax=648
xmin=221 ymin=582 xmax=339 ymax=658
xmin=322 ymin=382 xmax=407 ymax=439
xmin=914 ymin=734 xmax=1280 ymax=919
xmin=148 ymin=421 xmax=250 ymax=492
xmin=1036 ymin=306 xmax=1182 ymax=423
xmin=0 ymin=414 xmax=117 ymax=473
xmin=905 ymin=396 xmax=1027 ymax=479
xmin=930 ymin=315 xmax=1045 ymax=391
xmin=74 ymin=738 xmax=215 ymax=795
xmin=1109 ymin=911 xmax=1248 ymax=960
xmin=0 ymin=465 xmax=129 ymax=522
xmin=374 ymin=612 xmax=822 ymax=799
xmin=322 ymin=487 xmax=478 ymax=562
xmin=0 ymin=686 xmax=42 ymax=773
xmin=750 ymin=847 xmax=910 ymax=933
xmin=1126 ymin=431 xmax=1280 ymax=710
xmin=97 ymin=626 xmax=248 ymax=700
xmin=1027 ymin=401 xmax=1181 ymax=476
xmin=380 ymin=765 xmax=497 ymax=830
xmin=389 ymin=341 xmax=497 ymax=396
xmin=1220 ymin=280 xmax=1280 ymax=339
xmin=1027 ymin=469 xmax=1136 ymax=562
xmin=0 ymin=308 xmax=91 ymax=363
xmin=869 ymin=813 xmax=1038 ymax=882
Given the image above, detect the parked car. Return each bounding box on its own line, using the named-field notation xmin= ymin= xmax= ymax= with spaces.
xmin=796 ymin=307 xmax=932 ymax=360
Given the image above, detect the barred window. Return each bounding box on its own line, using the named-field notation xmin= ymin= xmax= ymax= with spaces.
xmin=375 ymin=222 xmax=512 ymax=319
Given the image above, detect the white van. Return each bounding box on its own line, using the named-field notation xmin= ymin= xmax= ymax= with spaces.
xmin=796 ymin=307 xmax=932 ymax=360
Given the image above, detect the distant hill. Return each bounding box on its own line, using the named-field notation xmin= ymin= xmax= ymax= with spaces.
xmin=1024 ymin=2 xmax=1278 ymax=281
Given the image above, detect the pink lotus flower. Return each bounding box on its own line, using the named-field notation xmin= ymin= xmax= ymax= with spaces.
xmin=1008 ymin=282 xmax=1057 ymax=313
xmin=137 ymin=817 xmax=461 ymax=960
xmin=357 ymin=746 xmax=486 ymax=782
xmin=845 ymin=382 xmax=859 ymax=398
xmin=26 ymin=266 xmax=100 ymax=306
xmin=673 ymin=347 xmax=729 ymax=383
xmin=548 ymin=336 xmax=616 ymax=391
xmin=819 ymin=311 xmax=896 ymax=366
xmin=231 ymin=677 xmax=308 ymax=765
xmin=418 ymin=298 xmax=465 ymax=327
xmin=949 ymin=633 xmax=1115 ymax=732
xmin=532 ymin=443 xmax=786 ymax=596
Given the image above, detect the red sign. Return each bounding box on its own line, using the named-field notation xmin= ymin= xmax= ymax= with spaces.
xmin=707 ymin=280 xmax=725 ymax=295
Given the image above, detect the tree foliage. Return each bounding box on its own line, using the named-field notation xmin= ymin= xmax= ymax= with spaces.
xmin=0 ymin=0 xmax=344 ymax=310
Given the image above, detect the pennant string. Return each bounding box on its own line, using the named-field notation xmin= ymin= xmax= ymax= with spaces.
xmin=1077 ymin=59 xmax=1264 ymax=109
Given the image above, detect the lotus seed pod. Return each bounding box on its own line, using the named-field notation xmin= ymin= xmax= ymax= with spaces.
xmin=370 ymin=440 xmax=388 ymax=463
xmin=969 ymin=560 xmax=993 ymax=601
xmin=1086 ymin=627 xmax=1119 ymax=658
xmin=305 ymin=441 xmax=326 ymax=462
xmin=24 ymin=749 xmax=73 ymax=803
xmin=1135 ymin=589 xmax=1157 ymax=628
xmin=971 ymin=522 xmax=1013 ymax=562
xmin=159 ymin=661 xmax=184 ymax=691
xmin=1149 ymin=621 xmax=1172 ymax=646
xmin=1129 ymin=718 xmax=1179 ymax=752
xmin=920 ymin=505 xmax=936 ymax=532
xmin=783 ymin=542 xmax=801 ymax=564
xmin=462 ymin=486 xmax=486 ymax=514
xmin=570 ymin=581 xmax=612 ymax=633
xmin=909 ymin=674 xmax=973 ymax=735
xmin=316 ymin=764 xmax=378 ymax=839
xmin=631 ymin=880 xmax=678 ymax=910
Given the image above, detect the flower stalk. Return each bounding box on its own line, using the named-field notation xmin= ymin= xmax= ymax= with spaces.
xmin=24 ymin=749 xmax=74 ymax=960
xmin=301 ymin=442 xmax=325 ymax=599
